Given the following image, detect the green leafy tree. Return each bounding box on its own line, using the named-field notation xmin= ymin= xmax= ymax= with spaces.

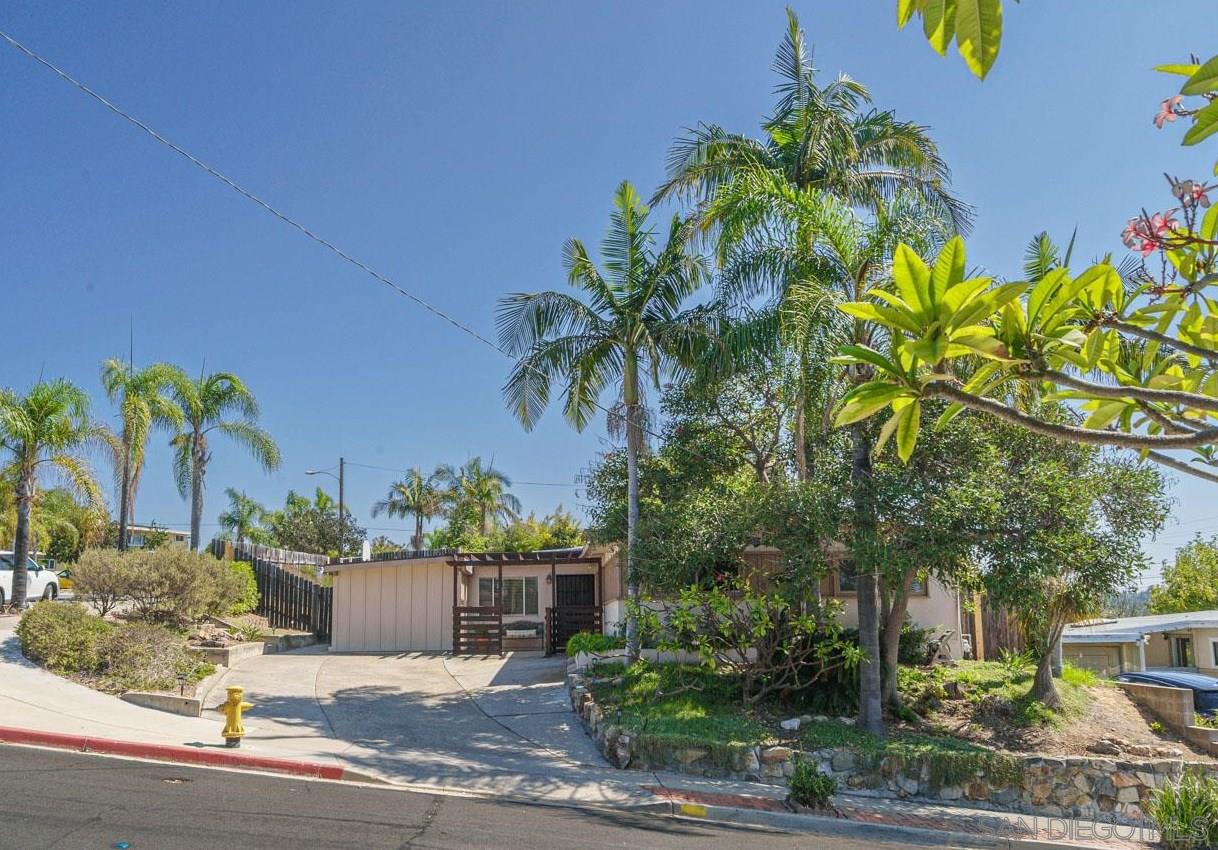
xmin=264 ymin=488 xmax=364 ymax=557
xmin=0 ymin=380 xmax=105 ymax=606
xmin=497 ymin=180 xmax=712 ymax=661
xmin=217 ymin=488 xmax=268 ymax=545
xmin=485 ymin=508 xmax=586 ymax=553
xmin=435 ymin=457 xmax=521 ymax=538
xmin=167 ymin=370 xmax=280 ymax=551
xmin=371 ymin=467 xmax=447 ymax=550
xmin=100 ymin=359 xmax=183 ymax=551
xmin=1150 ymin=535 xmax=1218 ymax=614
xmin=897 ymin=0 xmax=1004 ymax=80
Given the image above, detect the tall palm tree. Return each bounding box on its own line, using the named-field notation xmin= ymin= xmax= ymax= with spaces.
xmin=437 ymin=457 xmax=521 ymax=539
xmin=0 ymin=380 xmax=104 ymax=606
xmin=653 ymin=9 xmax=970 ymax=233
xmin=217 ymin=488 xmax=267 ymax=545
xmin=101 ymin=358 xmax=183 ymax=550
xmin=371 ymin=467 xmax=446 ymax=550
xmin=168 ymin=370 xmax=280 ymax=551
xmin=497 ymin=180 xmax=714 ymax=659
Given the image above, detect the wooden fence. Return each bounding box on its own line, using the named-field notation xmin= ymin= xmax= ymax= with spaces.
xmin=453 ymin=606 xmax=502 ymax=655
xmin=546 ymin=605 xmax=602 ymax=656
xmin=210 ymin=540 xmax=333 ymax=640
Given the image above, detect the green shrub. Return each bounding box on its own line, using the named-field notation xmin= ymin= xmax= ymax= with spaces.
xmin=1060 ymin=662 xmax=1098 ymax=687
xmin=1148 ymin=774 xmax=1218 ymax=850
xmin=125 ymin=546 xmax=246 ymax=624
xmin=16 ymin=601 xmax=112 ymax=673
xmin=788 ymin=759 xmax=837 ymax=808
xmin=998 ymin=648 xmax=1035 ymax=677
xmin=897 ymin=618 xmax=936 ymax=665
xmin=227 ymin=561 xmax=260 ymax=616
xmin=566 ymin=631 xmax=626 ymax=657
xmin=72 ymin=549 xmax=139 ymax=617
xmin=1196 ymin=713 xmax=1218 ymax=730
xmin=97 ymin=622 xmax=208 ymax=691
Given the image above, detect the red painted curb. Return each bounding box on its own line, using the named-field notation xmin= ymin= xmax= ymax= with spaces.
xmin=0 ymin=726 xmax=345 ymax=781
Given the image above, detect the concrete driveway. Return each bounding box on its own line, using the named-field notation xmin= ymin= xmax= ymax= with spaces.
xmin=204 ymin=648 xmax=623 ymax=801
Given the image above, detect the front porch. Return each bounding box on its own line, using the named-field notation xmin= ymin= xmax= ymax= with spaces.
xmin=449 ymin=550 xmax=605 ymax=656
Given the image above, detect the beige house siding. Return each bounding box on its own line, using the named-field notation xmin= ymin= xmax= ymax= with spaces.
xmin=1192 ymin=627 xmax=1218 ymax=675
xmin=330 ymin=557 xmax=455 ymax=652
xmin=1065 ymin=643 xmax=1126 ymax=676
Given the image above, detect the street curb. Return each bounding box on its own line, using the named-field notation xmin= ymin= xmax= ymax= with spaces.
xmin=0 ymin=726 xmax=377 ymax=784
xmin=666 ymin=801 xmax=1155 ymax=850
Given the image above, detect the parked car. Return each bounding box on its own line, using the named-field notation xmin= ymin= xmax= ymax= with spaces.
xmin=0 ymin=552 xmax=60 ymax=607
xmin=1113 ymin=670 xmax=1218 ymax=717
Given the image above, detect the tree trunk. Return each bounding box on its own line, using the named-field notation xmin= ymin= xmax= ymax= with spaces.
xmin=1030 ymin=651 xmax=1061 ymax=710
xmin=881 ymin=578 xmax=912 ymax=710
xmin=117 ymin=440 xmax=132 ymax=551
xmin=793 ymin=387 xmax=808 ymax=482
xmin=624 ymin=355 xmax=642 ymax=664
xmin=190 ymin=437 xmax=206 ymax=552
xmin=11 ymin=469 xmax=36 ymax=608
xmin=414 ymin=516 xmax=424 ymax=552
xmin=851 ymin=422 xmax=885 ymax=737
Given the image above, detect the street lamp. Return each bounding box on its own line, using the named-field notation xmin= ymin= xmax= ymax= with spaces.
xmin=305 ymin=457 xmax=344 ymax=560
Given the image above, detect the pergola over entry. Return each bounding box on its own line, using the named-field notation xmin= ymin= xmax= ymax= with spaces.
xmin=448 ymin=550 xmax=604 ymax=656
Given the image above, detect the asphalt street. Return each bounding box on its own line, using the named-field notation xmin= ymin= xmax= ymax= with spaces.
xmin=0 ymin=745 xmax=946 ymax=849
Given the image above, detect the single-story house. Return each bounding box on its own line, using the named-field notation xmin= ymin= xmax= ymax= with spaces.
xmin=1063 ymin=611 xmax=1218 ymax=677
xmin=327 ymin=542 xmax=969 ymax=658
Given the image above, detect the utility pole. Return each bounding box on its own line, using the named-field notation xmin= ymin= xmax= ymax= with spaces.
xmin=337 ymin=456 xmax=345 ymax=560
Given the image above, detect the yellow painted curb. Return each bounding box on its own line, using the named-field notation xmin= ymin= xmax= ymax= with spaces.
xmin=679 ymin=803 xmax=708 ymax=818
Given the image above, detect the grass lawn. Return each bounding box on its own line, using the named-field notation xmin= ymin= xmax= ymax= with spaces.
xmin=900 ymin=659 xmax=1097 ymax=728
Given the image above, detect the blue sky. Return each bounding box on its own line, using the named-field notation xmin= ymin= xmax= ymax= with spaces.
xmin=2 ymin=2 xmax=1213 ymax=574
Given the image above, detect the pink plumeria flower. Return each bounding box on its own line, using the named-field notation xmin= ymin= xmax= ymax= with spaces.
xmin=1154 ymin=96 xmax=1184 ymax=129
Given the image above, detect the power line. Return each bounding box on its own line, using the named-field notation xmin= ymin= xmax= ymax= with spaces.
xmin=343 ymin=459 xmax=576 ymax=487
xmin=0 ymin=29 xmax=689 ymax=462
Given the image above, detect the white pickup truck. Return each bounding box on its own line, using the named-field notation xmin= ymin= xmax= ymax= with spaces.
xmin=0 ymin=552 xmax=59 ymax=607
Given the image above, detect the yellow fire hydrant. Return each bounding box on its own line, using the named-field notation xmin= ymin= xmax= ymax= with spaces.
xmin=216 ymin=686 xmax=254 ymax=748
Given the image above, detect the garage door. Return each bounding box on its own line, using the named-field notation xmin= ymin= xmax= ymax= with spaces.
xmin=1067 ymin=645 xmax=1120 ymax=676
xmin=332 ymin=562 xmax=454 ymax=652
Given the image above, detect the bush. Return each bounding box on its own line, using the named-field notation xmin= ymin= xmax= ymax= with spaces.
xmin=16 ymin=602 xmax=112 ymax=673
xmin=125 ymin=546 xmax=246 ymax=624
xmin=566 ymin=632 xmax=626 ymax=657
xmin=97 ymin=622 xmax=209 ymax=691
xmin=1148 ymin=774 xmax=1218 ymax=850
xmin=788 ymin=759 xmax=837 ymax=809
xmin=73 ymin=549 xmax=137 ymax=617
xmin=897 ymin=618 xmax=936 ymax=666
xmin=227 ymin=561 xmax=260 ymax=616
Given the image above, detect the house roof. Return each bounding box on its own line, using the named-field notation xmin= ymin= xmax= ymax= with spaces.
xmin=1063 ymin=611 xmax=1218 ymax=643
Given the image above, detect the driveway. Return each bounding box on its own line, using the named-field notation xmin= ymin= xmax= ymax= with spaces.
xmin=203 ymin=648 xmax=628 ymax=801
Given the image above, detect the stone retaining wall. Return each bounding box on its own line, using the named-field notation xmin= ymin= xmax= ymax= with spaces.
xmin=569 ymin=668 xmax=1218 ymax=826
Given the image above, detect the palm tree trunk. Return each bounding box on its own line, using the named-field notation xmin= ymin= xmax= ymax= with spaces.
xmin=117 ymin=442 xmax=132 ymax=551
xmin=11 ymin=469 xmax=35 ymax=607
xmin=624 ymin=356 xmax=642 ymax=664
xmin=190 ymin=438 xmax=206 ymax=552
xmin=414 ymin=515 xmax=424 ymax=552
xmin=851 ymin=421 xmax=885 ymax=737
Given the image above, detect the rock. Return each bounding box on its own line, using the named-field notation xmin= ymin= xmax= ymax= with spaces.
xmin=944 ymin=680 xmax=965 ymax=700
xmin=831 ymin=750 xmax=855 ymax=771
xmin=812 ymin=715 xmax=828 ymax=723
xmin=1030 ymin=782 xmax=1054 ymax=803
xmin=779 ymin=717 xmax=801 ymax=732
xmin=897 ymin=775 xmax=919 ymax=795
xmin=760 ymin=746 xmax=792 ymax=765
xmin=1155 ymin=747 xmax=1183 ymax=758
xmin=798 ymin=714 xmax=813 ymax=724
xmin=674 ymin=748 xmax=709 ymax=765
xmin=1072 ymin=773 xmax=1091 ymax=792
xmin=837 ymin=716 xmax=856 ymax=726
xmin=1088 ymin=739 xmax=1122 ymax=755
xmin=1124 ymin=744 xmax=1155 ymax=757
xmin=1116 ymin=786 xmax=1141 ymax=804
xmin=938 ymin=785 xmax=963 ymax=801
xmin=1112 ymin=772 xmax=1140 ymax=789
xmin=739 ymin=748 xmax=761 ymax=777
xmin=966 ymin=781 xmax=990 ymax=800
xmin=994 ymin=788 xmax=1019 ymax=805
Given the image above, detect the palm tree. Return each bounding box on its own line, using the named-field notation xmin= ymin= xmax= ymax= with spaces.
xmin=167 ymin=370 xmax=280 ymax=551
xmin=217 ymin=488 xmax=267 ymax=545
xmin=0 ymin=380 xmax=104 ymax=606
xmin=437 ymin=457 xmax=521 ymax=539
xmin=497 ymin=180 xmax=714 ymax=660
xmin=371 ymin=467 xmax=446 ymax=550
xmin=101 ymin=359 xmax=183 ymax=550
xmin=653 ymin=9 xmax=969 ymax=233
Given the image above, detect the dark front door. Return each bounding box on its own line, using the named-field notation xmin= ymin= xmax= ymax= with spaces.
xmin=555 ymin=574 xmax=595 ymax=608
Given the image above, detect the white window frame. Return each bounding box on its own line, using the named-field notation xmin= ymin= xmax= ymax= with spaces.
xmin=1209 ymin=637 xmax=1218 ymax=669
xmin=477 ymin=577 xmax=539 ymax=617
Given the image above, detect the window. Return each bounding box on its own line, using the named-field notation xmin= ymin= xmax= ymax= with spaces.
xmin=1211 ymin=638 xmax=1218 ymax=669
xmin=477 ymin=577 xmax=539 ymax=616
xmin=836 ymin=562 xmax=857 ymax=594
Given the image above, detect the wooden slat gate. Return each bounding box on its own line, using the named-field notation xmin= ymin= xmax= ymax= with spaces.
xmin=453 ymin=606 xmax=503 ymax=655
xmin=211 ymin=540 xmax=333 ymax=641
xmin=546 ymin=605 xmax=602 ymax=655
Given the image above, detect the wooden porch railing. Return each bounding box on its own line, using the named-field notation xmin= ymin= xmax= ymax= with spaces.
xmin=546 ymin=605 xmax=602 ymax=655
xmin=453 ymin=606 xmax=503 ymax=656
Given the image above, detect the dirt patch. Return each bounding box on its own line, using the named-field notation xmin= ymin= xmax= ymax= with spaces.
xmin=927 ymin=683 xmax=1214 ymax=760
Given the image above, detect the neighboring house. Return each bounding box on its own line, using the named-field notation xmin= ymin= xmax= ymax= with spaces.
xmin=124 ymin=523 xmax=190 ymax=549
xmin=1063 ymin=611 xmax=1218 ymax=677
xmin=326 ymin=542 xmax=967 ymax=658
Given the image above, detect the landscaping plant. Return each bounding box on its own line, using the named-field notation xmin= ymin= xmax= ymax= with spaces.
xmin=787 ymin=759 xmax=837 ymax=810
xmin=566 ymin=632 xmax=626 ymax=658
xmin=16 ymin=601 xmax=110 ymax=674
xmin=1148 ymin=773 xmax=1218 ymax=850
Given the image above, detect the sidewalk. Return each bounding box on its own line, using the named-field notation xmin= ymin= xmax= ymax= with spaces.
xmin=0 ymin=615 xmax=1161 ymax=849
